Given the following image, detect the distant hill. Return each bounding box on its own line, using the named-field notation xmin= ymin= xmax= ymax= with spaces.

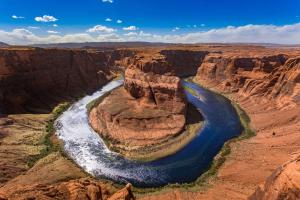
xmin=0 ymin=42 xmax=9 ymax=47
xmin=32 ymin=42 xmax=173 ymax=49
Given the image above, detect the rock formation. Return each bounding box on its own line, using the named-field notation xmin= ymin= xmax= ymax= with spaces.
xmin=0 ymin=48 xmax=115 ymax=113
xmin=89 ymin=50 xmax=206 ymax=157
xmin=0 ymin=178 xmax=134 ymax=200
xmin=194 ymin=53 xmax=300 ymax=106
xmin=249 ymin=155 xmax=300 ymax=200
xmin=1 ymin=45 xmax=300 ymax=199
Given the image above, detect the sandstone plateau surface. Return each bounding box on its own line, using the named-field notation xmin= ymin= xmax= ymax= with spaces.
xmin=0 ymin=45 xmax=300 ymax=199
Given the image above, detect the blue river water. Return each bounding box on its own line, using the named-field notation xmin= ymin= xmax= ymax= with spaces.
xmin=55 ymin=79 xmax=243 ymax=187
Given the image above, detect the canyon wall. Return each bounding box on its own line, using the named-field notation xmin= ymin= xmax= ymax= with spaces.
xmin=0 ymin=48 xmax=115 ymax=113
xmin=1 ymin=45 xmax=300 ymax=199
xmin=194 ymin=53 xmax=300 ymax=106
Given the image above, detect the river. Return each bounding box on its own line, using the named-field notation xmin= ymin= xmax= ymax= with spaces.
xmin=55 ymin=79 xmax=243 ymax=187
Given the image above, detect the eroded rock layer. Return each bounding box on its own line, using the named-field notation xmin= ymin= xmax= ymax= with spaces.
xmin=0 ymin=48 xmax=115 ymax=113
xmin=1 ymin=45 xmax=300 ymax=199
xmin=194 ymin=53 xmax=300 ymax=106
xmin=0 ymin=178 xmax=134 ymax=200
xmin=249 ymin=155 xmax=300 ymax=200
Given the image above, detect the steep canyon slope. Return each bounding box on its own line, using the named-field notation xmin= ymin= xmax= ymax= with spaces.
xmin=0 ymin=45 xmax=299 ymax=199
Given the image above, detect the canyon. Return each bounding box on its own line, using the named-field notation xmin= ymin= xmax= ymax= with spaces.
xmin=0 ymin=44 xmax=299 ymax=199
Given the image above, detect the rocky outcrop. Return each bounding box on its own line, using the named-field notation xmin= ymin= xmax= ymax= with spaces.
xmin=123 ymin=49 xmax=208 ymax=76
xmin=89 ymin=87 xmax=186 ymax=148
xmin=0 ymin=48 xmax=115 ymax=114
xmin=249 ymin=155 xmax=300 ymax=200
xmin=194 ymin=53 xmax=300 ymax=106
xmin=89 ymin=49 xmax=207 ymax=158
xmin=0 ymin=178 xmax=134 ymax=200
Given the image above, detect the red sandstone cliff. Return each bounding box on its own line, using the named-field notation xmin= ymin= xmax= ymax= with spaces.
xmin=194 ymin=53 xmax=300 ymax=107
xmin=0 ymin=48 xmax=115 ymax=114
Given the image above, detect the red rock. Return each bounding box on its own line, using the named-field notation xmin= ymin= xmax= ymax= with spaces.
xmin=0 ymin=48 xmax=114 ymax=114
xmin=249 ymin=155 xmax=300 ymax=200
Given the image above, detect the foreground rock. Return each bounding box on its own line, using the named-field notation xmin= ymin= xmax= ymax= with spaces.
xmin=249 ymin=155 xmax=300 ymax=200
xmin=0 ymin=178 xmax=134 ymax=200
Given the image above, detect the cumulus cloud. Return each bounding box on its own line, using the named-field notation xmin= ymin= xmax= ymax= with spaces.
xmin=172 ymin=27 xmax=180 ymax=32
xmin=123 ymin=32 xmax=138 ymax=36
xmin=12 ymin=15 xmax=25 ymax=19
xmin=47 ymin=30 xmax=59 ymax=34
xmin=28 ymin=26 xmax=39 ymax=29
xmin=87 ymin=25 xmax=116 ymax=33
xmin=53 ymin=24 xmax=58 ymax=27
xmin=102 ymin=0 xmax=113 ymax=3
xmin=2 ymin=23 xmax=300 ymax=45
xmin=105 ymin=18 xmax=112 ymax=22
xmin=123 ymin=26 xmax=138 ymax=31
xmin=117 ymin=19 xmax=122 ymax=24
xmin=35 ymin=15 xmax=58 ymax=22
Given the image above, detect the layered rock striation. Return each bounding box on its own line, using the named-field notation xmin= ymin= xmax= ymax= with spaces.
xmin=194 ymin=53 xmax=300 ymax=106
xmin=0 ymin=48 xmax=115 ymax=113
xmin=0 ymin=178 xmax=134 ymax=200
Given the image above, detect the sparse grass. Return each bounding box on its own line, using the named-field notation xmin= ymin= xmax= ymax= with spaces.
xmin=183 ymin=85 xmax=198 ymax=97
xmin=27 ymin=102 xmax=71 ymax=167
xmin=124 ymin=121 xmax=203 ymax=162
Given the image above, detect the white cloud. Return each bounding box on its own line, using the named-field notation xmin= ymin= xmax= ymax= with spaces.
xmin=123 ymin=26 xmax=138 ymax=31
xmin=105 ymin=18 xmax=112 ymax=22
xmin=2 ymin=23 xmax=300 ymax=45
xmin=53 ymin=24 xmax=58 ymax=27
xmin=172 ymin=27 xmax=180 ymax=32
xmin=124 ymin=32 xmax=138 ymax=36
xmin=28 ymin=26 xmax=39 ymax=29
xmin=35 ymin=15 xmax=58 ymax=22
xmin=102 ymin=0 xmax=113 ymax=3
xmin=12 ymin=15 xmax=25 ymax=19
xmin=87 ymin=25 xmax=116 ymax=33
xmin=47 ymin=30 xmax=59 ymax=34
xmin=117 ymin=19 xmax=122 ymax=24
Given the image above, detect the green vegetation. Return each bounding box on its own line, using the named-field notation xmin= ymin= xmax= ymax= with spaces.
xmin=183 ymin=85 xmax=198 ymax=97
xmin=27 ymin=102 xmax=71 ymax=167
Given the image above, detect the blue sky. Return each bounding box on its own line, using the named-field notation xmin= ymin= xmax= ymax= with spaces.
xmin=0 ymin=0 xmax=300 ymax=44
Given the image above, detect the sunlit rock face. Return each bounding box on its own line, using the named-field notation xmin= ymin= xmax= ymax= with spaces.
xmin=249 ymin=155 xmax=300 ymax=200
xmin=194 ymin=53 xmax=300 ymax=107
